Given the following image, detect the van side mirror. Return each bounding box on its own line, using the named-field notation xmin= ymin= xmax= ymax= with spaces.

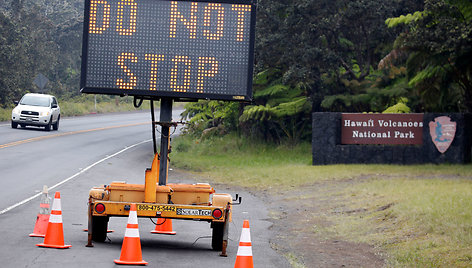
xmin=51 ymin=104 xmax=58 ymax=108
xmin=14 ymin=101 xmax=19 ymax=105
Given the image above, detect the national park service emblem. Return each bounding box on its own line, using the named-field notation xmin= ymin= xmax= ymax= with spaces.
xmin=429 ymin=116 xmax=456 ymax=153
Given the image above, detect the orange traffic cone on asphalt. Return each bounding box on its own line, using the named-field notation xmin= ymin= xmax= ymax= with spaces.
xmin=234 ymin=220 xmax=253 ymax=268
xmin=114 ymin=203 xmax=148 ymax=265
xmin=30 ymin=185 xmax=51 ymax=237
xmin=150 ymin=218 xmax=176 ymax=235
xmin=36 ymin=191 xmax=71 ymax=249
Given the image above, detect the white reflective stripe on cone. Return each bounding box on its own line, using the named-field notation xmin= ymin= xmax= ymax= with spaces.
xmin=127 ymin=211 xmax=138 ymax=224
xmin=236 ymin=246 xmax=253 ymax=257
xmin=124 ymin=228 xmax=140 ymax=238
xmin=49 ymin=214 xmax=63 ymax=223
xmin=51 ymin=199 xmax=61 ymax=211
xmin=239 ymin=228 xmax=251 ymax=243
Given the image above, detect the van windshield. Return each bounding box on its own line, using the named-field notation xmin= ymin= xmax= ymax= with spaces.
xmin=20 ymin=95 xmax=50 ymax=107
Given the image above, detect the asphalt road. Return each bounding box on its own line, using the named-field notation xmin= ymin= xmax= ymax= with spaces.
xmin=0 ymin=110 xmax=290 ymax=267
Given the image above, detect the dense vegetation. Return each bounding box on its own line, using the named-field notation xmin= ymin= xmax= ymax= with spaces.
xmin=1 ymin=0 xmax=471 ymax=143
xmin=183 ymin=0 xmax=472 ymax=143
xmin=0 ymin=0 xmax=83 ymax=106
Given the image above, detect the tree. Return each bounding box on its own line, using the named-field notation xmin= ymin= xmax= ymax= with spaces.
xmin=255 ymin=0 xmax=423 ymax=113
xmin=0 ymin=0 xmax=84 ymax=106
xmin=240 ymin=69 xmax=311 ymax=144
xmin=386 ymin=0 xmax=472 ymax=112
xmin=0 ymin=12 xmax=27 ymax=105
xmin=0 ymin=1 xmax=60 ymax=106
xmin=181 ymin=100 xmax=240 ymax=136
xmin=182 ymin=0 xmax=424 ymax=143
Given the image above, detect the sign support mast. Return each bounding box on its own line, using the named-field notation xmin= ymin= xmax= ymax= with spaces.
xmin=158 ymin=98 xmax=173 ymax=186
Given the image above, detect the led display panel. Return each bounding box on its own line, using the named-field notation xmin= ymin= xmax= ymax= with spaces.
xmin=80 ymin=0 xmax=256 ymax=101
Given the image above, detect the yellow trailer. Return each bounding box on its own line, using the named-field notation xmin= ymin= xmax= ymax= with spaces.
xmin=87 ymin=152 xmax=235 ymax=254
xmin=85 ymin=98 xmax=240 ymax=256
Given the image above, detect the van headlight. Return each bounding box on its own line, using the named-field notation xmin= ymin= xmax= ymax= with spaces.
xmin=12 ymin=108 xmax=20 ymax=114
xmin=41 ymin=111 xmax=50 ymax=116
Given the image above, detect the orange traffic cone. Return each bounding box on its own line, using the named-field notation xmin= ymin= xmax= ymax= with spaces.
xmin=30 ymin=185 xmax=51 ymax=237
xmin=114 ymin=203 xmax=148 ymax=265
xmin=234 ymin=220 xmax=253 ymax=268
xmin=36 ymin=192 xmax=71 ymax=249
xmin=150 ymin=218 xmax=176 ymax=235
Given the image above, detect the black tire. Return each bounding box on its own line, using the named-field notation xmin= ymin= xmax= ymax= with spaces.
xmin=91 ymin=216 xmax=109 ymax=242
xmin=45 ymin=116 xmax=52 ymax=131
xmin=211 ymin=222 xmax=225 ymax=251
xmin=11 ymin=121 xmax=18 ymax=128
xmin=53 ymin=116 xmax=60 ymax=130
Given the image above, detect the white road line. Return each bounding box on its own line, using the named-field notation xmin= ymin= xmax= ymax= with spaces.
xmin=0 ymin=139 xmax=151 ymax=215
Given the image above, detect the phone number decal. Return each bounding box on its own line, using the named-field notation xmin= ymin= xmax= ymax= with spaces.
xmin=137 ymin=204 xmax=176 ymax=212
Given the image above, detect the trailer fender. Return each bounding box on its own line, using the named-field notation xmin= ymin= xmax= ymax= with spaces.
xmin=212 ymin=193 xmax=232 ymax=222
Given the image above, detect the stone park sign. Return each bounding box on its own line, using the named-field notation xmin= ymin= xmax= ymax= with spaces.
xmin=312 ymin=113 xmax=471 ymax=164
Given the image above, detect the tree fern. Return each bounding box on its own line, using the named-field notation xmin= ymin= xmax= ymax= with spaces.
xmin=254 ymin=84 xmax=290 ymax=98
xmin=385 ymin=11 xmax=425 ymax=28
xmin=408 ymin=65 xmax=449 ymax=87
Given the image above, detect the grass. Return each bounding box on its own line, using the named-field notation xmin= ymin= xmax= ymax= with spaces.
xmin=1 ymin=94 xmax=188 ymax=122
xmin=332 ymin=178 xmax=472 ymax=267
xmin=0 ymin=94 xmax=185 ymax=122
xmin=172 ymin=133 xmax=313 ymax=190
xmin=0 ymin=108 xmax=11 ymax=122
xmin=172 ymin=133 xmax=471 ymax=190
xmin=59 ymin=96 xmax=151 ymax=117
xmin=284 ymin=252 xmax=306 ymax=268
xmin=171 ymin=134 xmax=472 ymax=267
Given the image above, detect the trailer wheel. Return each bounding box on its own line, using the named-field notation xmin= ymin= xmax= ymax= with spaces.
xmin=91 ymin=216 xmax=109 ymax=242
xmin=211 ymin=222 xmax=224 ymax=251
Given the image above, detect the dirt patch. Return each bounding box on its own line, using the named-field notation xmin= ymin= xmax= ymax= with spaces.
xmin=264 ymin=181 xmax=385 ymax=268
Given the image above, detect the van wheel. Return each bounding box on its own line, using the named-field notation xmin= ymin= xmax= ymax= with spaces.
xmin=11 ymin=121 xmax=18 ymax=128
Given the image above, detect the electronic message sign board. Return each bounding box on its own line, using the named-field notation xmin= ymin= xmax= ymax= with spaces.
xmin=80 ymin=0 xmax=256 ymax=101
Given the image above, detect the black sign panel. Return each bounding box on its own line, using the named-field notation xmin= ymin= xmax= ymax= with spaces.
xmin=80 ymin=0 xmax=256 ymax=101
